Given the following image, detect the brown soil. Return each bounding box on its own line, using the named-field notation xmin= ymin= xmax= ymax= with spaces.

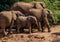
xmin=0 ymin=25 xmax=60 ymax=42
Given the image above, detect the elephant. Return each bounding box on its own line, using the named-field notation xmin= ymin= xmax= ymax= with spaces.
xmin=0 ymin=11 xmax=25 ymax=36
xmin=11 ymin=2 xmax=54 ymax=32
xmin=41 ymin=9 xmax=54 ymax=28
xmin=15 ymin=15 xmax=39 ymax=33
xmin=29 ymin=8 xmax=54 ymax=32
xmin=11 ymin=2 xmax=33 ymax=15
xmin=0 ymin=11 xmax=14 ymax=36
xmin=11 ymin=2 xmax=46 ymax=15
xmin=40 ymin=9 xmax=54 ymax=32
xmin=8 ymin=11 xmax=25 ymax=34
xmin=11 ymin=11 xmax=25 ymax=32
xmin=11 ymin=10 xmax=25 ymax=21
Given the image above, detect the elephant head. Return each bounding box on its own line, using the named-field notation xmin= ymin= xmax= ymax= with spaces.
xmin=43 ymin=9 xmax=54 ymax=23
xmin=30 ymin=2 xmax=46 ymax=9
xmin=39 ymin=2 xmax=46 ymax=9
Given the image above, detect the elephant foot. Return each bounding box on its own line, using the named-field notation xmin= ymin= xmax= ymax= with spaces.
xmin=17 ymin=32 xmax=20 ymax=34
xmin=8 ymin=31 xmax=13 ymax=35
xmin=2 ymin=32 xmax=7 ymax=36
xmin=48 ymin=30 xmax=51 ymax=32
xmin=38 ymin=28 xmax=41 ymax=32
xmin=41 ymin=31 xmax=45 ymax=32
xmin=9 ymin=31 xmax=13 ymax=34
xmin=29 ymin=31 xmax=31 ymax=34
xmin=41 ymin=30 xmax=45 ymax=32
xmin=17 ymin=31 xmax=20 ymax=34
xmin=48 ymin=28 xmax=51 ymax=32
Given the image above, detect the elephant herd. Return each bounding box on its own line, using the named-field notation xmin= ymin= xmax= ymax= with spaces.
xmin=0 ymin=1 xmax=54 ymax=36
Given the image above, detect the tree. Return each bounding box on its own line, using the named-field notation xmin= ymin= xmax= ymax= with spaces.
xmin=0 ymin=0 xmax=20 ymax=12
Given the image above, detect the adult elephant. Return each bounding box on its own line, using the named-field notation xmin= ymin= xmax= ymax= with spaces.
xmin=29 ymin=8 xmax=54 ymax=32
xmin=11 ymin=2 xmax=46 ymax=15
xmin=0 ymin=11 xmax=14 ymax=36
xmin=40 ymin=9 xmax=54 ymax=32
xmin=0 ymin=11 xmax=25 ymax=36
xmin=11 ymin=2 xmax=54 ymax=32
xmin=11 ymin=2 xmax=33 ymax=15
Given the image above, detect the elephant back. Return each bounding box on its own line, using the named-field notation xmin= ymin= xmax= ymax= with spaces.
xmin=11 ymin=2 xmax=33 ymax=14
xmin=29 ymin=9 xmax=43 ymax=21
xmin=0 ymin=11 xmax=13 ymax=27
xmin=16 ymin=16 xmax=28 ymax=26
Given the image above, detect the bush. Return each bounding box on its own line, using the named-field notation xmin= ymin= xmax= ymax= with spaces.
xmin=52 ymin=10 xmax=60 ymax=25
xmin=0 ymin=4 xmax=10 ymax=12
xmin=0 ymin=0 xmax=20 ymax=12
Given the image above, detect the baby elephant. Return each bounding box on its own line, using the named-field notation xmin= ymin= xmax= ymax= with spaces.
xmin=16 ymin=15 xmax=39 ymax=33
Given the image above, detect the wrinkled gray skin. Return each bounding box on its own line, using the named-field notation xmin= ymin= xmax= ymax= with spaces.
xmin=0 ymin=11 xmax=25 ymax=36
xmin=0 ymin=11 xmax=14 ymax=36
xmin=11 ymin=2 xmax=46 ymax=15
xmin=11 ymin=2 xmax=33 ymax=15
xmin=29 ymin=8 xmax=54 ymax=32
xmin=11 ymin=2 xmax=46 ymax=32
xmin=46 ymin=9 xmax=54 ymax=23
xmin=40 ymin=9 xmax=54 ymax=32
xmin=16 ymin=15 xmax=39 ymax=33
xmin=9 ymin=11 xmax=25 ymax=34
xmin=41 ymin=9 xmax=54 ymax=32
xmin=11 ymin=2 xmax=54 ymax=32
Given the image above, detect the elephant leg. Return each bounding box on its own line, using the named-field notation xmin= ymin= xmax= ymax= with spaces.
xmin=9 ymin=27 xmax=12 ymax=34
xmin=41 ymin=22 xmax=44 ymax=32
xmin=2 ymin=27 xmax=6 ymax=36
xmin=28 ymin=23 xmax=31 ymax=34
xmin=38 ymin=22 xmax=41 ymax=32
xmin=9 ymin=20 xmax=14 ymax=34
xmin=17 ymin=27 xmax=20 ymax=33
xmin=1 ymin=24 xmax=7 ymax=36
xmin=17 ymin=25 xmax=20 ymax=33
xmin=44 ymin=18 xmax=51 ymax=32
xmin=46 ymin=23 xmax=51 ymax=32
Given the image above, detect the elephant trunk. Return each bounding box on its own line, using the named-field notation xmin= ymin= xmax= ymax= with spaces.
xmin=47 ymin=10 xmax=55 ymax=23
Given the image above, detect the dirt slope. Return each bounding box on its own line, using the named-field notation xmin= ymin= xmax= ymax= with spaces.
xmin=0 ymin=25 xmax=60 ymax=42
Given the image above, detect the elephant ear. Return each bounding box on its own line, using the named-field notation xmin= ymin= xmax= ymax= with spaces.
xmin=30 ymin=1 xmax=36 ymax=8
xmin=39 ymin=2 xmax=46 ymax=9
xmin=30 ymin=2 xmax=46 ymax=9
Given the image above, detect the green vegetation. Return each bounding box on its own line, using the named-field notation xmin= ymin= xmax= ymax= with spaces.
xmin=0 ymin=0 xmax=60 ymax=25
